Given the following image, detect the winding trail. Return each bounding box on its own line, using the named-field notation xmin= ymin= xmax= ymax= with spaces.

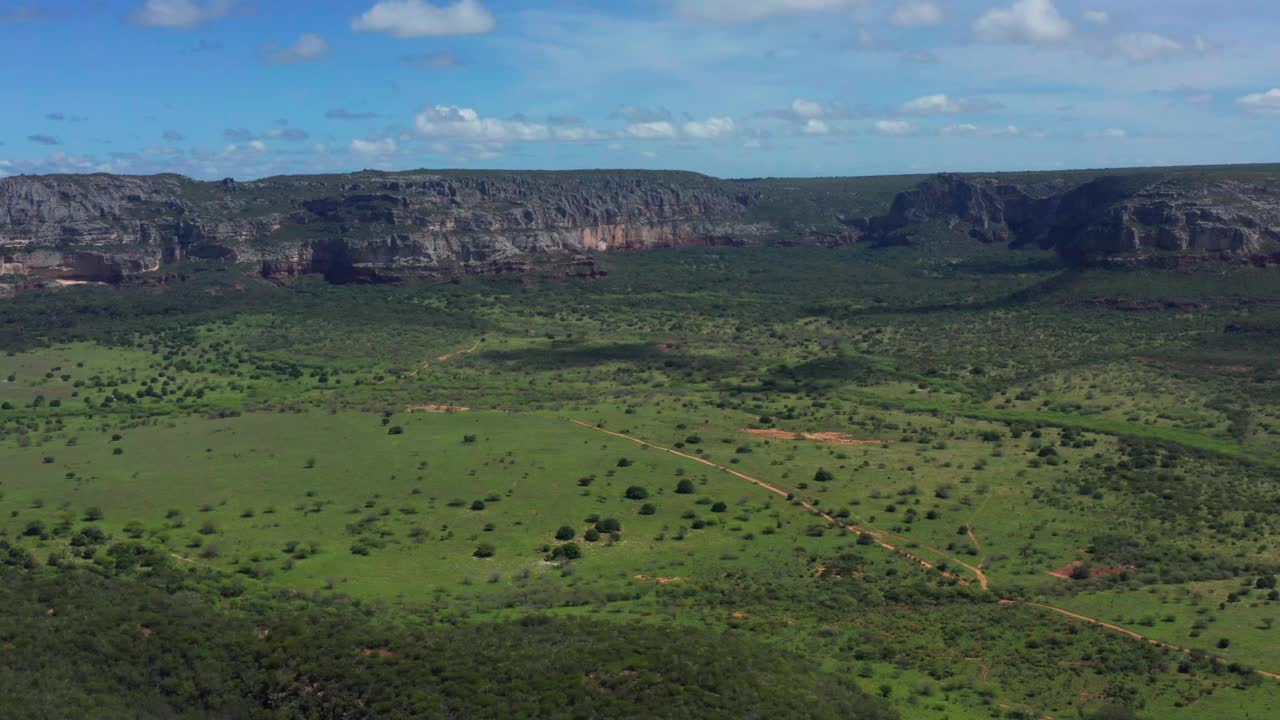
xmin=566 ymin=418 xmax=1280 ymax=681
xmin=406 ymin=341 xmax=482 ymax=378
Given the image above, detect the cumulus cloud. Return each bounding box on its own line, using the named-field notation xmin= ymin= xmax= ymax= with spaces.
xmin=1110 ymin=32 xmax=1189 ymax=63
xmin=682 ymin=116 xmax=737 ymax=139
xmin=28 ymin=134 xmax=61 ymax=145
xmin=802 ymin=119 xmax=831 ymax=135
xmin=900 ymin=94 xmax=996 ymax=114
xmin=352 ymin=0 xmax=495 ymax=38
xmin=624 ymin=121 xmax=679 ymax=140
xmin=675 ymin=0 xmax=861 ymax=23
xmin=875 ymin=120 xmax=912 ymax=136
xmin=1083 ymin=10 xmax=1107 ymax=24
xmin=263 ymin=128 xmax=310 ymax=141
xmin=1238 ymin=89 xmax=1280 ymax=115
xmin=131 ymin=0 xmax=232 ymax=29
xmin=326 ymin=108 xmax=381 ymax=120
xmin=162 ymin=130 xmax=186 ymax=142
xmin=401 ymin=51 xmax=460 ymax=68
xmin=260 ymin=33 xmax=331 ymax=65
xmin=351 ymin=138 xmax=398 ymax=155
xmin=890 ymin=1 xmax=942 ymax=27
xmin=974 ymin=0 xmax=1071 ymax=45
xmin=415 ymin=105 xmax=551 ymax=142
xmin=223 ymin=128 xmax=257 ymax=142
xmin=790 ymin=99 xmax=823 ymax=119
xmin=941 ymin=124 xmax=1027 ymax=138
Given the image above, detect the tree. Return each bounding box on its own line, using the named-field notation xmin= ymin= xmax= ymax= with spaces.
xmin=84 ymin=507 xmax=104 ymax=522
xmin=470 ymin=500 xmax=486 ymax=511
xmin=555 ymin=525 xmax=576 ymax=541
xmin=814 ymin=468 xmax=834 ymax=483
xmin=1217 ymin=637 xmax=1231 ymax=649
xmin=595 ymin=518 xmax=622 ymax=534
xmin=1070 ymin=563 xmax=1092 ymax=580
xmin=551 ymin=542 xmax=582 ymax=560
xmin=584 ymin=529 xmax=601 ymax=542
xmin=624 ymin=485 xmax=649 ymax=500
xmin=639 ymin=503 xmax=656 ymax=515
xmin=675 ymin=479 xmax=696 ymax=494
xmin=473 ymin=543 xmax=496 ymax=558
xmin=711 ymin=502 xmax=728 ymax=513
xmin=616 ymin=457 xmax=633 ymax=468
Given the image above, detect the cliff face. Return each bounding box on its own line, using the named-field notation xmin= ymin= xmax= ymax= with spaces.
xmin=0 ymin=170 xmax=764 ymax=284
xmin=854 ymin=173 xmax=1280 ymax=262
xmin=4 ymin=167 xmax=1280 ymax=291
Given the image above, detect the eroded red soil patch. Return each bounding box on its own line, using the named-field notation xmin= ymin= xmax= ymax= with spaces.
xmin=633 ymin=575 xmax=688 ymax=584
xmin=740 ymin=428 xmax=885 ymax=446
xmin=406 ymin=404 xmax=471 ymax=413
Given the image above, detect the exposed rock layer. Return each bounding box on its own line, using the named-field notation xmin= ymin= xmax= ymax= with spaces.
xmin=851 ymin=173 xmax=1280 ymax=262
xmin=0 ymin=171 xmax=762 ymax=284
xmin=3 ymin=167 xmax=1280 ymax=290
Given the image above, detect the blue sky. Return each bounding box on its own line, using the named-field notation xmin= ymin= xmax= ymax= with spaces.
xmin=2 ymin=0 xmax=1278 ymax=179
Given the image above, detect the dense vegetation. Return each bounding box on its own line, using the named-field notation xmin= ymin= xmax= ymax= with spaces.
xmin=2 ymin=241 xmax=1280 ymax=718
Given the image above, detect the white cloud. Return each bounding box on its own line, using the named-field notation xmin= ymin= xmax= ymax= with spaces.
xmin=791 ymin=98 xmax=824 ymax=119
xmin=552 ymin=125 xmax=606 ymax=141
xmin=890 ymin=1 xmax=942 ymax=27
xmin=245 ymin=140 xmax=268 ymax=153
xmin=1238 ymin=89 xmax=1280 ymax=115
xmin=803 ymin=118 xmax=831 ymax=135
xmin=875 ymin=119 xmax=913 ymax=136
xmin=414 ymin=105 xmax=550 ymax=142
xmin=941 ymin=124 xmax=1026 ymax=138
xmin=260 ymin=33 xmax=331 ymax=65
xmin=263 ymin=128 xmax=309 ymax=141
xmin=351 ymin=138 xmax=398 ymax=155
xmin=1098 ymin=128 xmax=1127 ymax=138
xmin=1083 ymin=10 xmax=1108 ymax=24
xmin=900 ymin=94 xmax=996 ymax=114
xmin=675 ymin=0 xmax=861 ymax=23
xmin=682 ymin=116 xmax=737 ymax=139
xmin=974 ymin=0 xmax=1071 ymax=45
xmin=1112 ymin=32 xmax=1184 ymax=63
xmin=352 ymin=0 xmax=495 ymax=38
xmin=624 ymin=121 xmax=678 ymax=140
xmin=132 ymin=0 xmax=231 ymax=29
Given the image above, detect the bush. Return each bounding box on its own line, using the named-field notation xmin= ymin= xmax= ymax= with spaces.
xmin=84 ymin=507 xmax=104 ymax=522
xmin=616 ymin=458 xmax=633 ymax=468
xmin=555 ymin=525 xmax=576 ymax=541
xmin=473 ymin=543 xmax=496 ymax=558
xmin=624 ymin=485 xmax=649 ymax=500
xmin=639 ymin=503 xmax=656 ymax=516
xmin=814 ymin=468 xmax=834 ymax=483
xmin=711 ymin=502 xmax=728 ymax=513
xmin=470 ymin=500 xmax=486 ymax=511
xmin=595 ymin=518 xmax=622 ymax=534
xmin=387 ymin=426 xmax=404 ymax=435
xmin=550 ymin=542 xmax=582 ymax=560
xmin=675 ymin=479 xmax=696 ymax=494
xmin=584 ymin=529 xmax=601 ymax=542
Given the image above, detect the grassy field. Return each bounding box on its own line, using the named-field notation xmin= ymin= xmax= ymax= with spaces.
xmin=2 ymin=245 xmax=1280 ymax=719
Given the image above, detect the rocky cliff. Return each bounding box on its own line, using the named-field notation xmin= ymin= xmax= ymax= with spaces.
xmin=4 ymin=166 xmax=1280 ymax=292
xmin=850 ymin=172 xmax=1280 ymax=263
xmin=0 ymin=170 xmax=765 ymax=285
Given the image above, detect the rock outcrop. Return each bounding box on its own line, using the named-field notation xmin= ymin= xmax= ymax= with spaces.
xmin=0 ymin=170 xmax=764 ymax=285
xmin=852 ymin=172 xmax=1280 ymax=263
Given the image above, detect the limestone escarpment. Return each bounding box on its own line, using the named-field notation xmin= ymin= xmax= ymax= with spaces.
xmin=0 ymin=170 xmax=764 ymax=285
xmin=851 ymin=172 xmax=1280 ymax=263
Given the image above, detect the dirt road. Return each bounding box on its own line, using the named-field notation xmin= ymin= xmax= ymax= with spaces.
xmin=567 ymin=419 xmax=982 ymax=587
